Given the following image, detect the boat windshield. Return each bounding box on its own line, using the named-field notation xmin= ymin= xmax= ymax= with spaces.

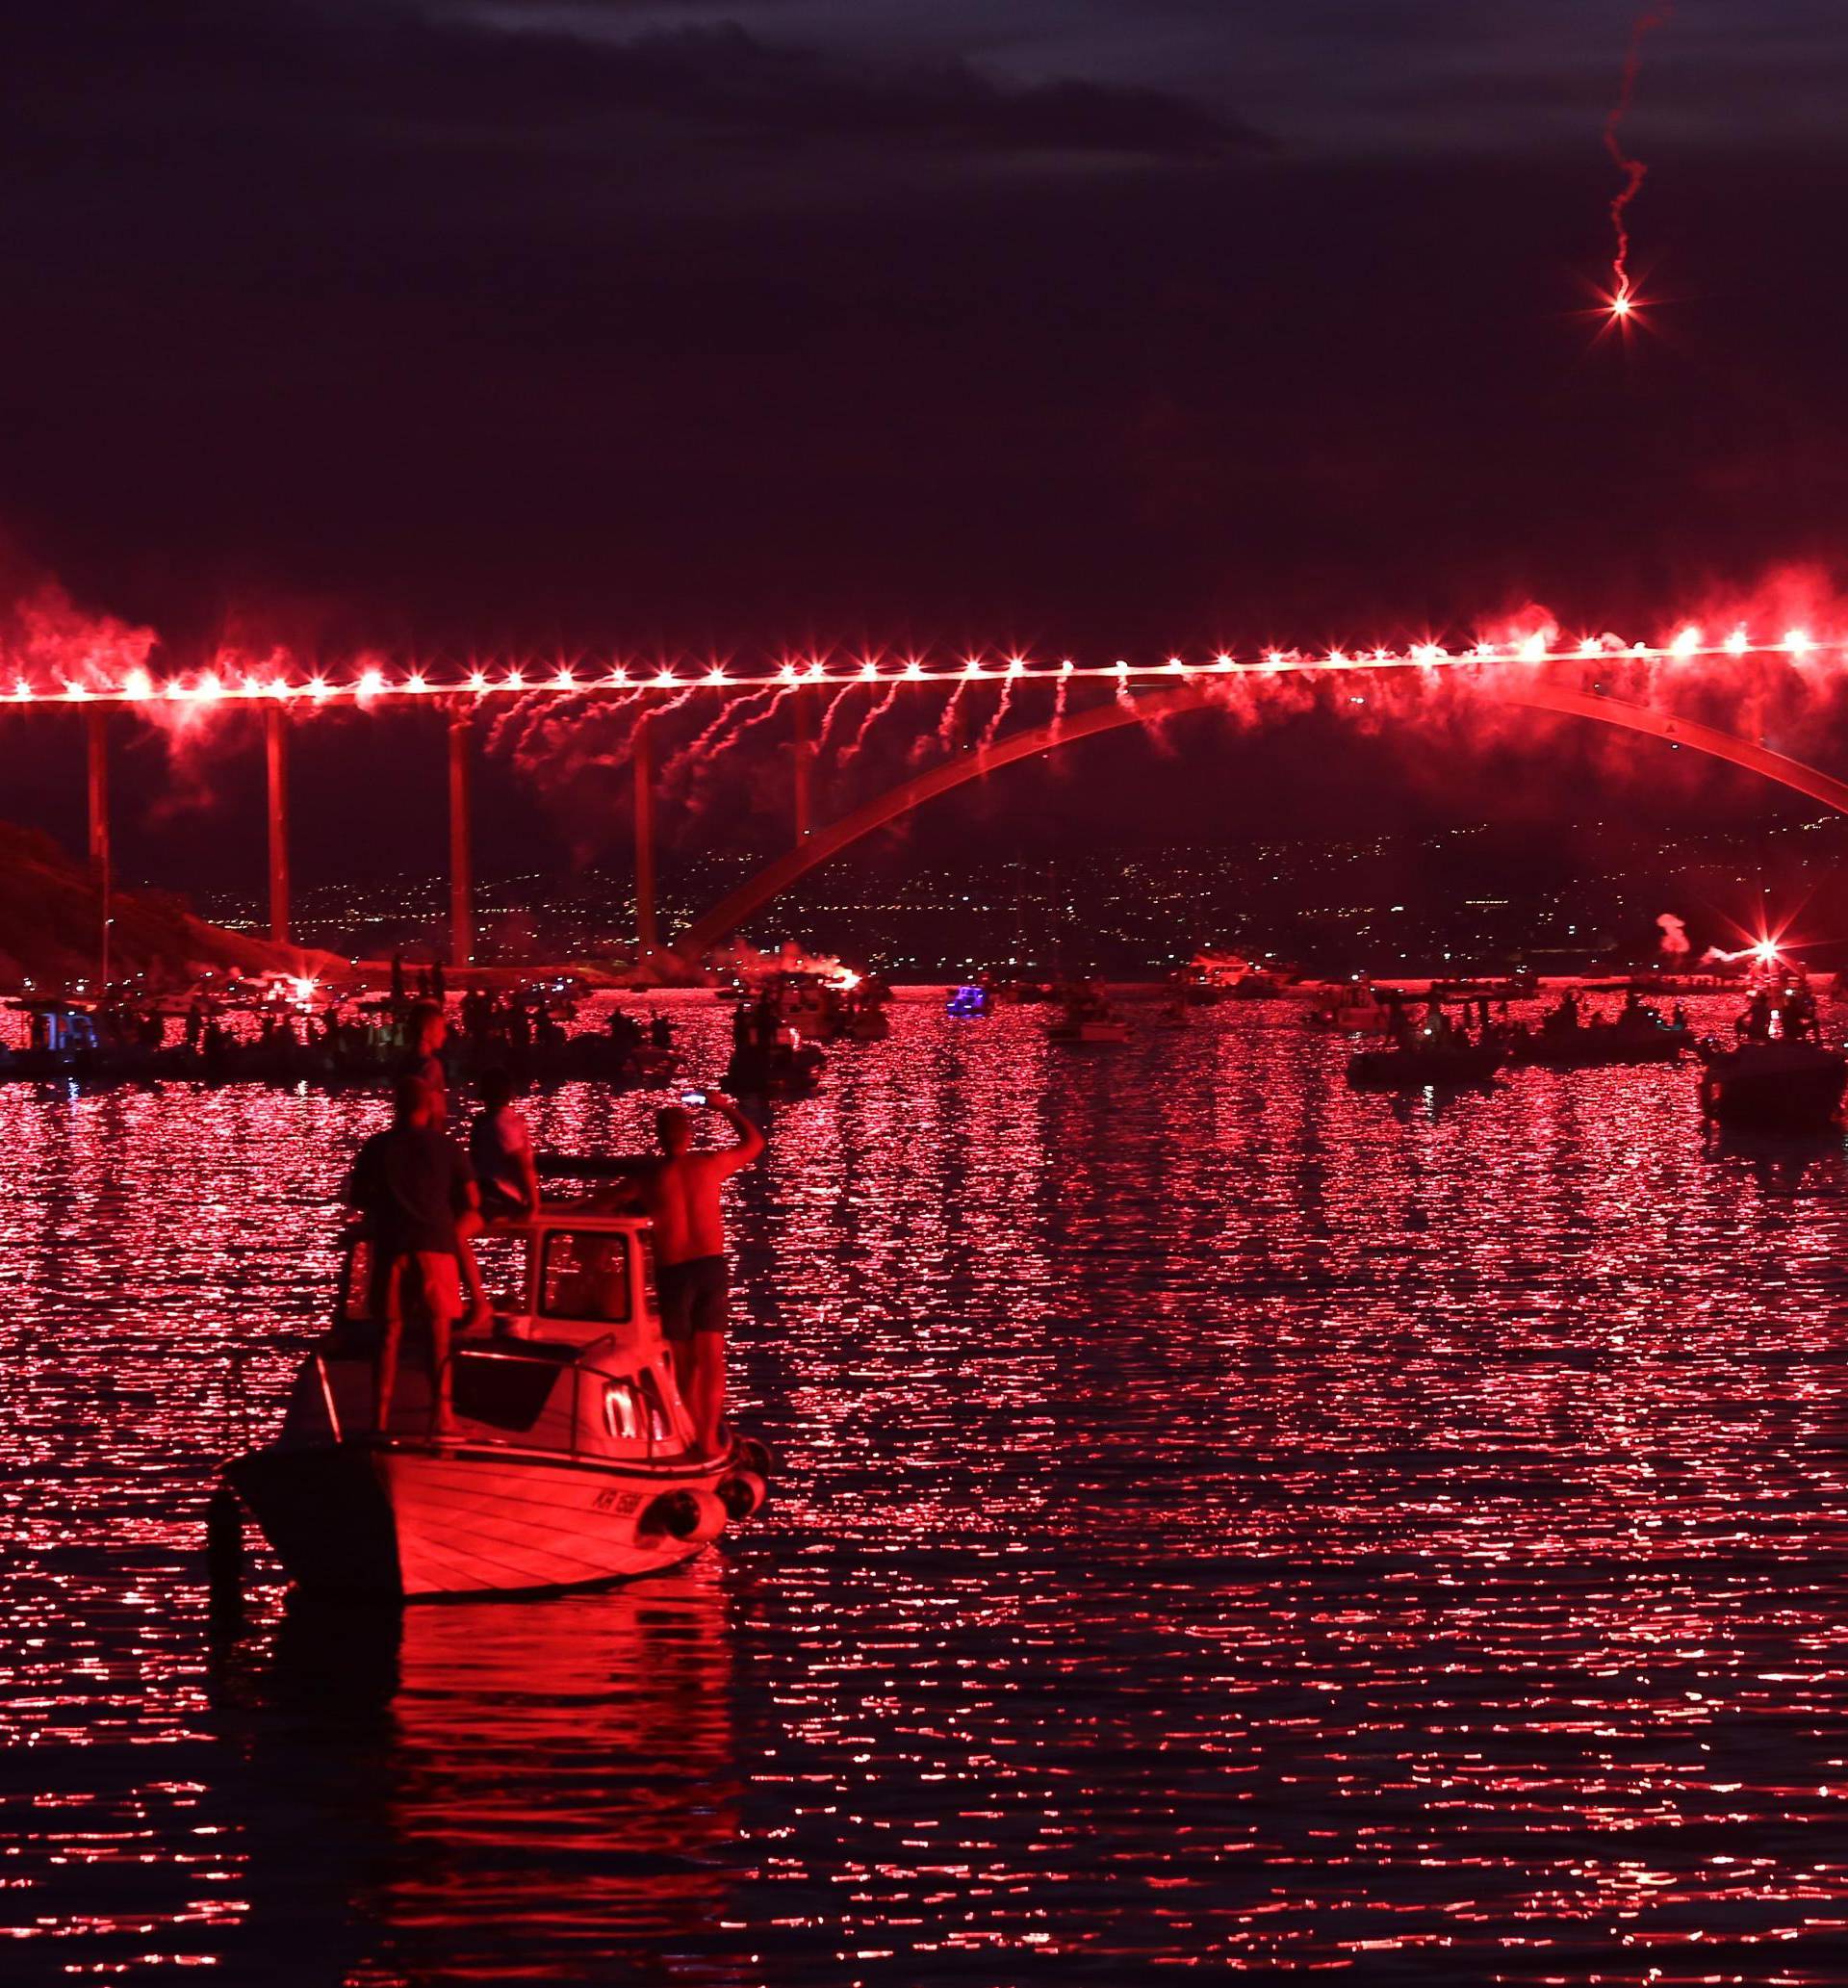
xmin=539 ymin=1229 xmax=632 ymax=1324
xmin=340 ymin=1233 xmax=529 ymax=1322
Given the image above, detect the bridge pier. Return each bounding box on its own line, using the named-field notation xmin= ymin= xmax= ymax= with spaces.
xmin=87 ymin=706 xmax=110 ymax=872
xmin=791 ymin=684 xmax=814 ymax=844
xmin=86 ymin=706 xmax=112 ymax=986
xmin=448 ymin=714 xmax=473 ymax=968
xmin=633 ymin=711 xmax=657 ymax=963
xmin=265 ymin=705 xmax=290 ymax=945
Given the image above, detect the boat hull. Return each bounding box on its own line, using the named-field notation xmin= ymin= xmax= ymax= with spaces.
xmin=1348 ymin=1045 xmax=1504 ymax=1089
xmin=1697 ymin=1045 xmax=1848 ymax=1131
xmin=229 ymin=1440 xmax=730 ymax=1600
xmin=1514 ymin=1027 xmax=1692 ymax=1069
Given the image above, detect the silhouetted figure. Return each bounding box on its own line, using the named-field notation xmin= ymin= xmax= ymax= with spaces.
xmin=471 ymin=1069 xmax=539 ymax=1220
xmin=639 ymin=1096 xmax=765 ymax=1459
xmin=346 ymin=1073 xmax=489 ymax=1435
xmin=1741 ymin=990 xmax=1774 ymax=1044
xmin=400 ymin=1001 xmax=449 ymax=1114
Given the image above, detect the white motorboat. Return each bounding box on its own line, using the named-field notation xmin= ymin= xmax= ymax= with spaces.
xmin=1305 ymin=981 xmax=1398 ymax=1034
xmin=218 ymin=1200 xmax=769 ymax=1601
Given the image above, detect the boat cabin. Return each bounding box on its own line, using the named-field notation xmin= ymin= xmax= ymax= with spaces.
xmin=279 ymin=1201 xmax=697 ymax=1459
xmin=6 ymin=998 xmax=99 ymax=1054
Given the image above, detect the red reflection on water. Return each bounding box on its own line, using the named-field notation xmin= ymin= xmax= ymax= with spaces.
xmin=3 ymin=992 xmax=1847 ymax=1979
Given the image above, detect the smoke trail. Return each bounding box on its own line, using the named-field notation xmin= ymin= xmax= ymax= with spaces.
xmin=678 ymin=685 xmax=802 ymax=813
xmin=720 ymin=683 xmax=800 ymax=753
xmin=838 ymin=679 xmax=904 ymax=766
xmin=660 ymin=689 xmax=773 ymax=793
xmin=1656 ymin=912 xmax=1690 ymax=957
xmin=932 ymin=676 xmax=973 ymax=754
xmin=976 ymin=673 xmax=1018 ymax=750
xmin=1604 ymin=6 xmax=1674 ymax=310
xmin=812 ymin=682 xmax=858 ymax=754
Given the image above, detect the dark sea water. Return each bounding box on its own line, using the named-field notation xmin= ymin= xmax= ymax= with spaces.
xmin=6 ymin=993 xmax=1848 ymax=1985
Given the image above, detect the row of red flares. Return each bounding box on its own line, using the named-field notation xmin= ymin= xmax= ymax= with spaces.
xmin=1 ymin=624 xmax=1843 ymax=710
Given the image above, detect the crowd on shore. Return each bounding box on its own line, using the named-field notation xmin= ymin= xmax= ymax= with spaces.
xmin=1 ymin=977 xmax=680 ymax=1089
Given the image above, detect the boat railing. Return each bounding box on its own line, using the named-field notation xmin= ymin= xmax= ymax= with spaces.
xmin=323 ymin=1329 xmax=680 ymax=1462
xmin=313 ymin=1353 xmax=343 ymax=1444
xmin=445 ymin=1341 xmax=595 ymax=1459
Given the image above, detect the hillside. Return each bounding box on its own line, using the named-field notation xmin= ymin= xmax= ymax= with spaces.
xmin=0 ymin=821 xmax=341 ymax=993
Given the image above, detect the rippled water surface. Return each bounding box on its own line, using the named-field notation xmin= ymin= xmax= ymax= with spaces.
xmin=7 ymin=993 xmax=1848 ymax=1984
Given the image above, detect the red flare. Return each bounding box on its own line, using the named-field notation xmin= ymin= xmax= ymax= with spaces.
xmin=1603 ymin=7 xmax=1673 ymax=319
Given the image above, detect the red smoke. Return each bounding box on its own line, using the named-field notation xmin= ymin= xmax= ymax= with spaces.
xmin=9 ymin=536 xmax=1848 ymax=850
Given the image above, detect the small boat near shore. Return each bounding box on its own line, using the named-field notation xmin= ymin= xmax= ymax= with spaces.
xmin=1695 ymin=1038 xmax=1848 ymax=1131
xmin=218 ymin=1201 xmax=771 ymax=1601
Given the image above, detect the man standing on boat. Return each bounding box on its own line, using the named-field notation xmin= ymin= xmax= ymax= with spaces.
xmin=346 ymin=1072 xmax=490 ymax=1437
xmin=643 ymin=1094 xmax=765 ymax=1459
xmin=399 ymin=1001 xmax=449 ymax=1113
xmin=471 ymin=1068 xmax=540 ymax=1219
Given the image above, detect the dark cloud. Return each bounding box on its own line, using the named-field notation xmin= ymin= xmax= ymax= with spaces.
xmin=0 ymin=0 xmax=1259 ymax=183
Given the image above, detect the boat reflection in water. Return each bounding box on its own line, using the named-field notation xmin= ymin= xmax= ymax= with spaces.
xmin=213 ymin=1563 xmax=740 ymax=1983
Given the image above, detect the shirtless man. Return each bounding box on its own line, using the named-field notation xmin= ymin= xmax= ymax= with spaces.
xmin=643 ymin=1094 xmax=765 ymax=1459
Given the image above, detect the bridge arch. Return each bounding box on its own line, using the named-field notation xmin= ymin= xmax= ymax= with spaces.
xmin=670 ymin=681 xmax=1848 ymax=960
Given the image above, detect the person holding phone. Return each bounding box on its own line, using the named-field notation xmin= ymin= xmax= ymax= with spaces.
xmin=642 ymin=1092 xmax=765 ymax=1459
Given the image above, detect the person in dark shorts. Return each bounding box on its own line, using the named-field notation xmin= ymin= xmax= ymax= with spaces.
xmin=658 ymin=1254 xmax=730 ymax=1338
xmin=642 ymin=1094 xmax=765 ymax=1458
xmin=346 ymin=1073 xmax=489 ymax=1435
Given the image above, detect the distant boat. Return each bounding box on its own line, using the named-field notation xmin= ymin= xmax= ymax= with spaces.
xmin=1048 ymin=987 xmax=1130 ymax=1045
xmin=723 ymin=1034 xmax=825 ymax=1098
xmin=1048 ymin=1015 xmax=1131 ymax=1045
xmin=1426 ymin=975 xmax=1529 ymax=1001
xmin=219 ymin=1204 xmax=771 ymax=1601
xmin=1175 ymin=950 xmax=1289 ymax=1003
xmin=1305 ymin=983 xmax=1398 ymax=1035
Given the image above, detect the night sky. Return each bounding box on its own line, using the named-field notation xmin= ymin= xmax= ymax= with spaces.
xmin=3 ymin=1 xmax=1847 ymax=899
